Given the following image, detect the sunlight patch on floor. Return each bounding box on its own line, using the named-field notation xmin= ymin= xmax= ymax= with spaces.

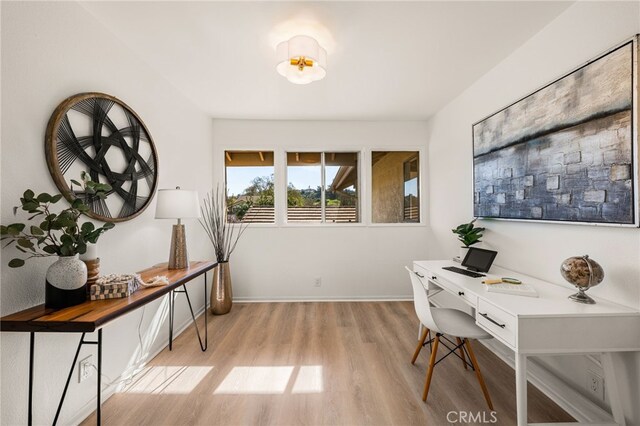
xmin=292 ymin=365 xmax=323 ymax=394
xmin=214 ymin=365 xmax=323 ymax=395
xmin=120 ymin=365 xmax=213 ymax=394
xmin=214 ymin=366 xmax=294 ymax=394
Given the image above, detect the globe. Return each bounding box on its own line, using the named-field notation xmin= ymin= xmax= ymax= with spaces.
xmin=560 ymin=255 xmax=604 ymax=304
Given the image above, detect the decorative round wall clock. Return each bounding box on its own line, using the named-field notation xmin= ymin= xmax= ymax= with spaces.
xmin=45 ymin=92 xmax=159 ymax=222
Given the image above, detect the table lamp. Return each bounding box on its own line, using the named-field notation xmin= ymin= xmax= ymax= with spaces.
xmin=155 ymin=187 xmax=200 ymax=269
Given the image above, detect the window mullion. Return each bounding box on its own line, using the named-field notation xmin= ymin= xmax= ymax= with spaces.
xmin=321 ymin=152 xmax=326 ymax=223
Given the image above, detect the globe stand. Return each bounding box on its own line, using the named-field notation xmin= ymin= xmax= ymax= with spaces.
xmin=562 ymin=255 xmax=603 ymax=305
xmin=569 ymin=288 xmax=596 ymax=304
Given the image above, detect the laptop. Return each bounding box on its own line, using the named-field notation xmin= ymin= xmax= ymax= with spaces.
xmin=443 ymin=247 xmax=498 ymax=278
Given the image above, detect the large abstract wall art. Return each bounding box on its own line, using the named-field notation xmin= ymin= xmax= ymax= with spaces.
xmin=473 ymin=38 xmax=637 ymax=225
xmin=45 ymin=93 xmax=158 ymax=222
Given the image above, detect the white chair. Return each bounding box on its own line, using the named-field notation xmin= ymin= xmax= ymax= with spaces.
xmin=405 ymin=266 xmax=494 ymax=409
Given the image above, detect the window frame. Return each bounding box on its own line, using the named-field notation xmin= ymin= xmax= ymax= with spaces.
xmin=402 ymin=154 xmax=420 ymax=223
xmin=223 ymin=149 xmax=277 ymax=227
xmin=367 ymin=148 xmax=426 ymax=227
xmin=284 ymin=150 xmax=362 ymax=225
xmin=218 ymin=146 xmax=426 ymax=227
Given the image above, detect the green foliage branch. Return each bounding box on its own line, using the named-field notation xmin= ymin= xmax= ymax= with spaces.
xmin=1 ymin=173 xmax=115 ymax=267
xmin=451 ymin=218 xmax=485 ymax=247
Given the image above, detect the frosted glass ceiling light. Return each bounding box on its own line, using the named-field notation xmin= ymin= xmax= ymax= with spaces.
xmin=276 ymin=35 xmax=327 ymax=85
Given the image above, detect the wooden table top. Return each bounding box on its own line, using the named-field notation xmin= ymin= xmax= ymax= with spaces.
xmin=0 ymin=261 xmax=216 ymax=333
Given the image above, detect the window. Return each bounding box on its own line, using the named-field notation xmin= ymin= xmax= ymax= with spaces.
xmin=287 ymin=152 xmax=359 ymax=223
xmin=225 ymin=151 xmax=274 ymax=223
xmin=371 ymin=151 xmax=420 ymax=223
xmin=325 ymin=152 xmax=359 ymax=223
xmin=403 ymin=156 xmax=419 ymax=222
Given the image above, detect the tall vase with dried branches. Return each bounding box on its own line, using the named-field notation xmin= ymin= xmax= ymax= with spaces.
xmin=199 ymin=187 xmax=248 ymax=315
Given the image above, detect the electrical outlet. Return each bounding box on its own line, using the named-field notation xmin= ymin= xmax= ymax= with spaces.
xmin=586 ymin=370 xmax=604 ymax=401
xmin=314 ymin=277 xmax=322 ymax=287
xmin=79 ymin=355 xmax=94 ymax=383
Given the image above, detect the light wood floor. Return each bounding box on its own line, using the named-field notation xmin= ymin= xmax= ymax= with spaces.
xmin=83 ymin=302 xmax=574 ymax=425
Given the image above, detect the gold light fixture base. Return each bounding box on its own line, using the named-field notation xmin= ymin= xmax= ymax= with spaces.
xmin=276 ymin=36 xmax=327 ymax=84
xmin=168 ymin=222 xmax=188 ymax=269
xmin=290 ymin=56 xmax=314 ymax=71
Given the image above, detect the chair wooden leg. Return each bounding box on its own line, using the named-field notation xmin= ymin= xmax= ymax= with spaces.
xmin=422 ymin=334 xmax=440 ymax=402
xmin=464 ymin=338 xmax=494 ymax=410
xmin=412 ymin=327 xmax=429 ymax=364
xmin=456 ymin=337 xmax=467 ymax=370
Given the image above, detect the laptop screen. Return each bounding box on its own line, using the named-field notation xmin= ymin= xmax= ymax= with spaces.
xmin=462 ymin=247 xmax=497 ymax=273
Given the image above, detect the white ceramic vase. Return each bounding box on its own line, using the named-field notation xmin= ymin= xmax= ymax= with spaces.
xmin=45 ymin=255 xmax=88 ymax=309
xmin=46 ymin=255 xmax=87 ymax=290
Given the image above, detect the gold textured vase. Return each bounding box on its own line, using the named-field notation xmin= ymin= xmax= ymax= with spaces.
xmin=211 ymin=262 xmax=232 ymax=315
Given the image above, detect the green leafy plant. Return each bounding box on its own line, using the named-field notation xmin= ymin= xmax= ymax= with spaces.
xmin=0 ymin=173 xmax=115 ymax=267
xmin=452 ymin=218 xmax=485 ymax=247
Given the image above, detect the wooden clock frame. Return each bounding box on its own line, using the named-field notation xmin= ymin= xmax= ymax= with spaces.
xmin=45 ymin=92 xmax=159 ymax=222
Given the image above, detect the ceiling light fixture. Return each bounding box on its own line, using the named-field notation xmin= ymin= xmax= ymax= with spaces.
xmin=276 ymin=35 xmax=327 ymax=85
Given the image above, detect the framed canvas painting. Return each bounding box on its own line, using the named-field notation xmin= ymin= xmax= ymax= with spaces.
xmin=473 ymin=36 xmax=638 ymax=226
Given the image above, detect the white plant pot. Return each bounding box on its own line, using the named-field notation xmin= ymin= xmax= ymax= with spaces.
xmin=47 ymin=255 xmax=87 ymax=290
xmin=45 ymin=255 xmax=88 ymax=309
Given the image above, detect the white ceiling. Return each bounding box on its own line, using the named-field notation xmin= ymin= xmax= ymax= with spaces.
xmin=80 ymin=1 xmax=572 ymax=120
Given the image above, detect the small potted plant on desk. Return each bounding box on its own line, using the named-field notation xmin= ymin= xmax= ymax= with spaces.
xmin=1 ymin=174 xmax=114 ymax=308
xmin=452 ymin=218 xmax=485 ymax=261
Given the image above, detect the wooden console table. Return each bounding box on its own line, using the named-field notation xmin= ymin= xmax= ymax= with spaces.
xmin=0 ymin=260 xmax=216 ymax=426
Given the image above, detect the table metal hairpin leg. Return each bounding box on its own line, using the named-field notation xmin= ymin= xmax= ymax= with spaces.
xmin=28 ymin=332 xmax=34 ymax=426
xmin=168 ymin=272 xmax=209 ymax=352
xmin=53 ymin=330 xmax=103 ymax=426
xmin=168 ymin=290 xmax=175 ymax=351
xmin=97 ymin=329 xmax=102 ymax=425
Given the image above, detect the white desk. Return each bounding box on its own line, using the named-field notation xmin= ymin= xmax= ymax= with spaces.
xmin=413 ymin=260 xmax=640 ymax=426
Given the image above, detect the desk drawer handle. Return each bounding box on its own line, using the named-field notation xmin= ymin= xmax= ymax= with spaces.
xmin=458 ymin=291 xmax=465 ymax=296
xmin=415 ymin=272 xmax=424 ymax=278
xmin=479 ymin=312 xmax=506 ymax=329
xmin=431 ymin=276 xmax=437 ymax=280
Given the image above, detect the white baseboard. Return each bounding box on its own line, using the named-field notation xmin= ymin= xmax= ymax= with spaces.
xmin=67 ymin=305 xmax=206 ymax=426
xmin=234 ymin=296 xmax=413 ymax=302
xmin=480 ymin=339 xmax=612 ymax=423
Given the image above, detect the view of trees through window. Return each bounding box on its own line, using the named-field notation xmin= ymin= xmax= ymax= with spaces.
xmin=225 ymin=150 xmax=417 ymax=224
xmin=287 ymin=152 xmax=359 ymax=223
xmin=225 ymin=151 xmax=275 ymax=223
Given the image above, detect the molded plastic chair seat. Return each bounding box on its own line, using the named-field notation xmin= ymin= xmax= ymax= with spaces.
xmin=406 ymin=266 xmax=493 ymax=409
xmin=430 ymin=308 xmax=492 ymax=340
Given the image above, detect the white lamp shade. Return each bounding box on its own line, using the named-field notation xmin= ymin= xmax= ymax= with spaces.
xmin=276 ymin=35 xmax=327 ymax=84
xmin=288 ymin=35 xmax=320 ymax=60
xmin=155 ymin=188 xmax=201 ymax=219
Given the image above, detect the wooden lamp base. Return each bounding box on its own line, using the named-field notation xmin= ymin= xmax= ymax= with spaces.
xmin=169 ymin=223 xmax=188 ymax=269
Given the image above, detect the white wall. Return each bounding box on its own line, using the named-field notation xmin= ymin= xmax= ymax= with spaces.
xmin=1 ymin=2 xmax=213 ymax=424
xmin=426 ymin=2 xmax=640 ymax=423
xmin=212 ymin=120 xmax=430 ymax=300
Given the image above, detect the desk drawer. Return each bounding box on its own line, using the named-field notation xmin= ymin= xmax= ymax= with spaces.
xmin=476 ymin=299 xmax=517 ymax=347
xmin=453 ymin=286 xmax=477 ymax=306
xmin=429 ymin=274 xmax=476 ymax=307
xmin=414 ymin=265 xmax=477 ymax=307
